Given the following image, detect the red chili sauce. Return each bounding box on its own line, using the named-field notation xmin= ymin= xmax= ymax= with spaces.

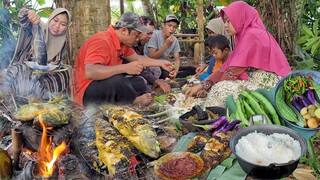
xmin=158 ymin=154 xmax=199 ymax=179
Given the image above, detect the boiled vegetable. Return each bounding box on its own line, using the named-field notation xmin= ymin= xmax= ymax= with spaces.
xmin=222 ymin=120 xmax=241 ymax=132
xmin=292 ymin=96 xmax=303 ymax=112
xmin=192 ymin=116 xmax=228 ymax=131
xmin=315 ymin=108 xmax=320 ymax=119
xmin=307 ymin=117 xmax=319 ymax=129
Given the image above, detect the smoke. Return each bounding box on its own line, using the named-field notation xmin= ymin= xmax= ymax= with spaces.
xmin=0 ymin=7 xmax=17 ymax=70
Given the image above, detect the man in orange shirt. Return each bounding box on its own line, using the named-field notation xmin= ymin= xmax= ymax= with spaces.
xmin=73 ymin=12 xmax=173 ymax=107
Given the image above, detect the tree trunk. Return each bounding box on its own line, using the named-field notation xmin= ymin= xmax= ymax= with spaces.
xmin=141 ymin=0 xmax=156 ymax=27
xmin=256 ymin=0 xmax=298 ymax=65
xmin=55 ymin=0 xmax=110 ymax=66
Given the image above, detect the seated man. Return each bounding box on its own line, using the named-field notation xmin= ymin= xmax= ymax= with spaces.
xmin=134 ymin=16 xmax=171 ymax=94
xmin=144 ymin=14 xmax=195 ymax=80
xmin=73 ymin=12 xmax=172 ymax=107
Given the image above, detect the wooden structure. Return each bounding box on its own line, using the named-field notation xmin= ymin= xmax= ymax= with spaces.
xmin=175 ymin=0 xmax=205 ymax=64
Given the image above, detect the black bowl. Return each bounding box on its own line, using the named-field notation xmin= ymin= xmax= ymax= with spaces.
xmin=230 ymin=124 xmax=307 ymax=179
xmin=179 ymin=106 xmax=226 ymax=132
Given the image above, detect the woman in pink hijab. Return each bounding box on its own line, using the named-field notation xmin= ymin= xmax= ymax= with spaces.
xmin=185 ymin=1 xmax=291 ymax=97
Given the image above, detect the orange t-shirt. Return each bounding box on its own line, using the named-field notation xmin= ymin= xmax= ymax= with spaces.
xmin=213 ymin=59 xmax=223 ymax=72
xmin=73 ymin=25 xmax=135 ymax=106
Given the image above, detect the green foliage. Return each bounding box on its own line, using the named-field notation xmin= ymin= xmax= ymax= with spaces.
xmin=297 ymin=20 xmax=320 ymax=57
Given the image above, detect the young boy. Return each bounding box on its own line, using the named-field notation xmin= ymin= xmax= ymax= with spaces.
xmin=144 ymin=14 xmax=195 ymax=79
xmin=199 ymin=34 xmax=230 ymax=81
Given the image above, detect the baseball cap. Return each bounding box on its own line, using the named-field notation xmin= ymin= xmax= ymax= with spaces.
xmin=115 ymin=12 xmax=150 ymax=33
xmin=164 ymin=14 xmax=180 ymax=25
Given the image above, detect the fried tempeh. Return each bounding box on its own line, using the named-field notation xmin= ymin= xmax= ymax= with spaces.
xmin=198 ymin=132 xmax=232 ymax=179
xmin=187 ymin=131 xmax=211 ymax=153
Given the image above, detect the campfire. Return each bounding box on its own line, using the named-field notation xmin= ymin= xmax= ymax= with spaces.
xmin=0 ymin=98 xmax=178 ymax=179
xmin=34 ymin=113 xmax=67 ymax=178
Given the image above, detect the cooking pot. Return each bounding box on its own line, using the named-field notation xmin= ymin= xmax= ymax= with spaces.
xmin=230 ymin=115 xmax=307 ymax=179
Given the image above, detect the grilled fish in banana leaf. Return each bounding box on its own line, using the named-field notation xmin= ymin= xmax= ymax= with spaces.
xmin=13 ymin=102 xmax=70 ymax=127
xmin=104 ymin=106 xmax=160 ymax=158
xmin=95 ymin=118 xmax=134 ymax=179
xmin=198 ymin=132 xmax=231 ymax=179
xmin=12 ymin=103 xmax=57 ymax=121
xmin=33 ymin=107 xmax=71 ymax=127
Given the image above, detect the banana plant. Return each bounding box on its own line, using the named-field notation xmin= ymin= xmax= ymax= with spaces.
xmin=297 ymin=19 xmax=320 ymax=57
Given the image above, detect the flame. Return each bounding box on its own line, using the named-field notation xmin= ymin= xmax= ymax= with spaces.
xmin=36 ymin=113 xmax=67 ymax=178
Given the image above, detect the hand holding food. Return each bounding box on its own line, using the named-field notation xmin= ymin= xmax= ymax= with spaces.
xmin=27 ymin=10 xmax=40 ymax=25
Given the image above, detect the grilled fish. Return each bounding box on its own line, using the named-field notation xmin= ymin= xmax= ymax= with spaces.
xmin=25 ymin=25 xmax=58 ymax=71
xmin=187 ymin=131 xmax=211 ymax=153
xmin=103 ymin=106 xmax=160 ymax=158
xmin=73 ymin=115 xmax=100 ymax=175
xmin=198 ymin=132 xmax=231 ymax=179
xmin=12 ymin=102 xmax=57 ymax=121
xmin=32 ymin=25 xmax=47 ymax=65
xmin=95 ymin=117 xmax=134 ymax=179
xmin=13 ymin=102 xmax=71 ymax=127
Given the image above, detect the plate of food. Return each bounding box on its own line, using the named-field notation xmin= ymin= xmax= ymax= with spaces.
xmin=153 ymin=152 xmax=204 ymax=180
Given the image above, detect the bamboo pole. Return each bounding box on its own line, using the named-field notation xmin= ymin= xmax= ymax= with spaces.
xmin=196 ymin=0 xmax=205 ymax=64
xmin=12 ymin=128 xmax=23 ymax=170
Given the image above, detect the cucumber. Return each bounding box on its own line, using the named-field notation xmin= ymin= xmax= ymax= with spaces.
xmin=250 ymin=91 xmax=281 ymax=125
xmin=239 ymin=90 xmax=272 ymax=124
xmin=235 ymin=97 xmax=249 ymax=126
xmin=275 ymin=86 xmax=298 ymax=122
xmin=242 ymin=98 xmax=255 ymax=118
xmin=311 ymin=80 xmax=320 ymax=102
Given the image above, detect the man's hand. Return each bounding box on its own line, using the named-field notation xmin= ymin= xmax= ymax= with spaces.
xmin=125 ymin=61 xmax=144 ymax=75
xmin=159 ymin=60 xmax=173 ymax=72
xmin=164 ymin=35 xmax=174 ymax=47
xmin=154 ymin=79 xmax=171 ymax=94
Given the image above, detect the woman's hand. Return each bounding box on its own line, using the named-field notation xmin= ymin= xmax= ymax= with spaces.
xmin=27 ymin=10 xmax=40 ymax=25
xmin=184 ymin=84 xmax=204 ymax=99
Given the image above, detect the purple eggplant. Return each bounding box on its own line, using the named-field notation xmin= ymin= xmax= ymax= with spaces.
xmin=234 ymin=124 xmax=242 ymax=131
xmin=292 ymin=96 xmax=303 ymax=112
xmin=192 ymin=116 xmax=228 ymax=131
xmin=299 ymin=94 xmax=311 ymax=107
xmin=306 ymin=89 xmax=320 ymax=108
xmin=222 ymin=120 xmax=241 ymax=132
xmin=212 ymin=121 xmax=228 ymax=136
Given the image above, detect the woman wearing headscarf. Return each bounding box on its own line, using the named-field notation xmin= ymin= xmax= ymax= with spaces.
xmin=196 ymin=17 xmax=234 ymax=81
xmin=4 ymin=7 xmax=72 ymax=100
xmin=186 ymin=1 xmax=291 ymax=98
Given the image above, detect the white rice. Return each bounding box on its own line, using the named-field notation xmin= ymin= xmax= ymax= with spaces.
xmin=235 ymin=131 xmax=301 ymax=166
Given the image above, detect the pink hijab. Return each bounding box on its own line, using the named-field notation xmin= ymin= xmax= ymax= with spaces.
xmin=220 ymin=1 xmax=291 ymax=77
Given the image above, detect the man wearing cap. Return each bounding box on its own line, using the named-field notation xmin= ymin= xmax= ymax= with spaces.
xmin=144 ymin=14 xmax=195 ymax=80
xmin=73 ymin=12 xmax=173 ymax=107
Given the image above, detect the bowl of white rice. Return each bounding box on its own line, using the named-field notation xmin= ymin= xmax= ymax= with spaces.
xmin=230 ymin=124 xmax=307 ymax=179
